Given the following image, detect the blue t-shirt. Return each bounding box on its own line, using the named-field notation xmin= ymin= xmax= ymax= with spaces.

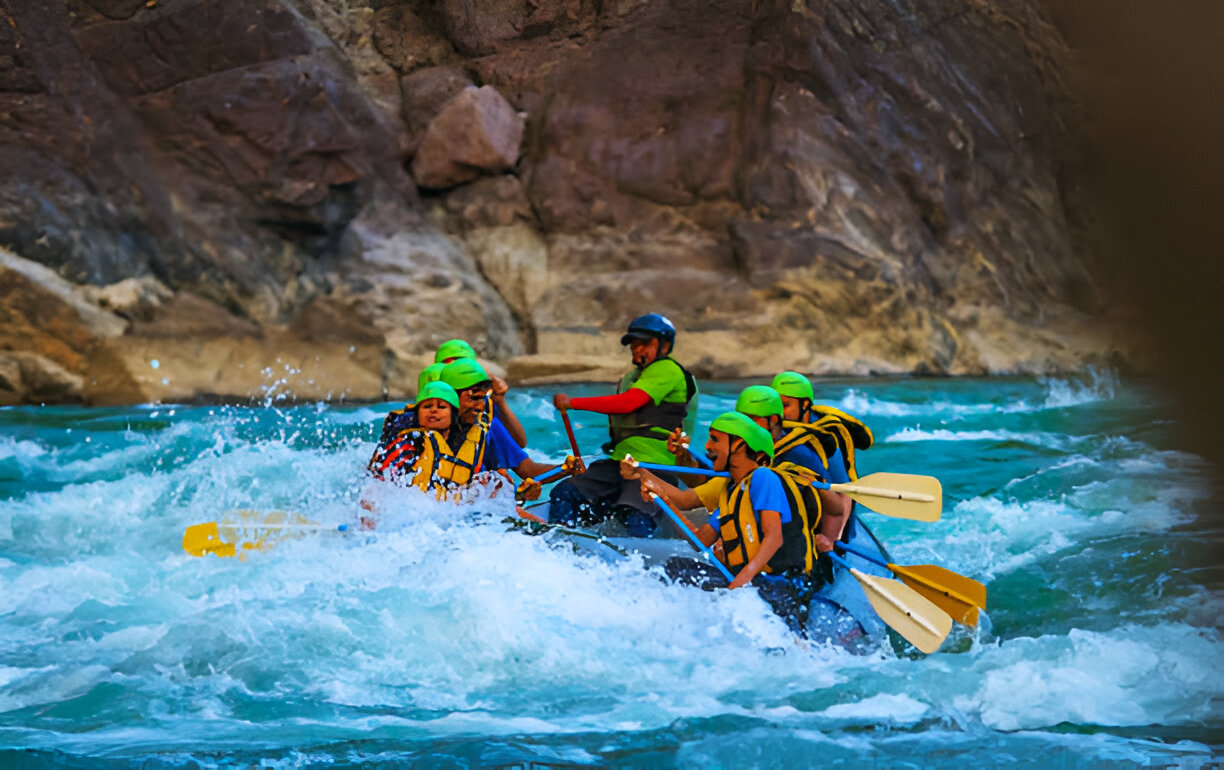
xmin=482 ymin=417 xmax=527 ymax=472
xmin=776 ymin=443 xmax=827 ymax=478
xmin=701 ymin=467 xmax=791 ymax=527
xmin=824 ymin=447 xmax=850 ymax=485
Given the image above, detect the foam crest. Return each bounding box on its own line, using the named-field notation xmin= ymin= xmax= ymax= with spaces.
xmin=1040 ymin=368 xmax=1119 ymax=409
xmin=953 ymin=625 xmax=1224 ymax=731
xmin=884 ymin=427 xmax=1072 ymax=448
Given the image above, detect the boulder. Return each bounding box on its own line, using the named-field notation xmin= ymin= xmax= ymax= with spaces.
xmin=0 ymin=351 xmax=85 ymax=405
xmin=411 ymin=86 xmax=524 ymax=189
xmin=80 ymin=277 xmax=173 ymax=322
xmin=399 ymin=66 xmax=474 ymax=150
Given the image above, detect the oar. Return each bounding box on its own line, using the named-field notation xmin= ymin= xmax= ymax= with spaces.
xmin=632 ymin=461 xmax=942 ymax=522
xmin=182 ymin=519 xmax=347 ymax=558
xmin=650 ymin=493 xmax=734 ymax=582
xmin=501 ymin=516 xmax=628 ymax=556
xmin=676 ymin=432 xmax=714 ymax=470
xmin=837 ymin=541 xmax=985 ymax=626
xmin=825 ymin=551 xmax=952 ymax=654
xmin=559 ymin=408 xmax=582 ymax=459
xmin=515 ymin=462 xmax=575 ymax=503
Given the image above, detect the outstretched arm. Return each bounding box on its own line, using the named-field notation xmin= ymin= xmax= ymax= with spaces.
xmin=491 ymin=375 xmax=527 ymax=448
xmin=554 ymin=389 xmax=652 ymax=415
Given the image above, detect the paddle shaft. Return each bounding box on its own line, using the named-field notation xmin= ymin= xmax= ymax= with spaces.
xmin=217 ymin=522 xmax=348 ymax=532
xmin=651 ymin=494 xmax=734 ymax=582
xmin=633 ymin=461 xmax=934 ymax=503
xmin=559 ymin=409 xmax=582 ymax=458
xmin=837 ymin=540 xmax=893 ymax=570
xmin=536 ymin=465 xmax=567 ymax=484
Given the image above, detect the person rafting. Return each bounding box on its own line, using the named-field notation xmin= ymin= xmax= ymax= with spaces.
xmin=436 ymin=338 xmax=527 ymax=448
xmin=732 ymin=384 xmax=852 ymax=536
xmin=770 ymin=371 xmax=873 ymax=483
xmin=418 ymin=362 xmax=445 ymax=391
xmin=621 ymin=412 xmax=822 ymax=633
xmin=366 ymin=380 xmax=489 ymax=497
xmin=441 ymin=357 xmax=576 ymax=500
xmin=549 ymin=313 xmax=699 ymax=536
xmin=375 ymin=340 xmax=526 ymax=451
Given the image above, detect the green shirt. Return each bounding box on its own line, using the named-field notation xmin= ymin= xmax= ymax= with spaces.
xmin=607 ymin=358 xmax=698 ymax=464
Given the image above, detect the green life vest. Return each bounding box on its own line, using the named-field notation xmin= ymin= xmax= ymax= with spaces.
xmin=606 ymin=357 xmax=698 ymax=452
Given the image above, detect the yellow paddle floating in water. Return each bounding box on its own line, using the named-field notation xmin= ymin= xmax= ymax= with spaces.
xmin=182 ymin=510 xmax=348 ymax=558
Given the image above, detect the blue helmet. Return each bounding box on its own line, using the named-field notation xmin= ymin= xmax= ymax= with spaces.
xmin=620 ymin=313 xmax=676 ymax=347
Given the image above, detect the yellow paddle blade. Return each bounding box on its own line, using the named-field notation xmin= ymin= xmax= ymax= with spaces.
xmin=182 ymin=521 xmax=237 ymax=558
xmin=891 ymin=564 xmax=983 ymax=626
xmin=848 ymin=566 xmax=952 ymax=654
xmin=831 ymin=472 xmax=942 ymax=522
xmin=181 ymin=510 xmax=316 ymax=558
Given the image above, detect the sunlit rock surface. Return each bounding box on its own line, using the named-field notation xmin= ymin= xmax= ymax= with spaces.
xmin=0 ymin=0 xmax=1124 ymax=403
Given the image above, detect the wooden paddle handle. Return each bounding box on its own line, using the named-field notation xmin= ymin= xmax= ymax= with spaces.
xmin=560 ymin=408 xmax=581 ymax=458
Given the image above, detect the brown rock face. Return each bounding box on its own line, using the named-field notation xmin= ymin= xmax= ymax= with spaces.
xmin=0 ymin=0 xmax=1129 ymax=404
xmin=412 ymin=86 xmax=525 ymax=189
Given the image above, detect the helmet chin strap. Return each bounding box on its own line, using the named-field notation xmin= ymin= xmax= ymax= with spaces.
xmin=716 ymin=438 xmax=745 ymax=472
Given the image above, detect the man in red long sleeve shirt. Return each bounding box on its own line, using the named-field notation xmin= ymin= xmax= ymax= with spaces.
xmin=548 ymin=313 xmax=699 ymax=536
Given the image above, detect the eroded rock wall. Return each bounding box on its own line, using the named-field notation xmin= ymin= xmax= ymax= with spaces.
xmin=0 ymin=0 xmax=1123 ymax=404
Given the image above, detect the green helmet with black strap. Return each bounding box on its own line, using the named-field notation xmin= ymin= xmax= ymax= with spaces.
xmin=416 ymin=381 xmax=459 ymax=410
xmin=440 ymin=358 xmax=490 ymax=392
xmin=735 ymin=385 xmax=784 ymax=419
xmin=417 ymin=362 xmax=446 ymax=392
xmin=435 ymin=339 xmax=477 ymax=364
xmin=770 ymin=371 xmax=814 ymax=401
xmin=709 ymin=410 xmax=775 ymax=461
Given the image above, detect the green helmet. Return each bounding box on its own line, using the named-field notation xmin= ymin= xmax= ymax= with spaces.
xmin=416 ymin=381 xmax=459 ymax=410
xmin=771 ymin=371 xmax=814 ymax=401
xmin=435 ymin=339 xmax=477 ymax=364
xmin=440 ymin=357 xmax=490 ymax=392
xmin=735 ymin=385 xmax=783 ymax=419
xmin=708 ymin=411 xmax=775 ymax=460
xmin=417 ymin=362 xmax=446 ymax=392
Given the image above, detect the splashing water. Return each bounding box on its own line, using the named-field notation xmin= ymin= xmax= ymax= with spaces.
xmin=0 ymin=376 xmax=1219 ymax=767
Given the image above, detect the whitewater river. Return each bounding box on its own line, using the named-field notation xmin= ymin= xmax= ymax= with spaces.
xmin=0 ymin=373 xmax=1219 ymax=767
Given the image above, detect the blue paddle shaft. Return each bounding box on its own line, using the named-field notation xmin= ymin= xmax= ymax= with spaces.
xmin=651 ymin=495 xmax=735 ymax=582
xmin=635 ymin=461 xmax=727 ymax=478
xmin=836 ymin=540 xmax=886 ymax=568
xmin=633 ymin=460 xmax=835 ymax=491
xmin=825 ymin=551 xmax=852 ymax=571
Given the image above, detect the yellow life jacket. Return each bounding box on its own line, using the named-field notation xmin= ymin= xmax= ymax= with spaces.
xmin=808 ymin=406 xmax=873 ymax=481
xmin=369 ymin=395 xmax=494 ymax=498
xmin=714 ymin=464 xmax=821 ymax=577
xmin=775 ymin=420 xmax=839 ymax=471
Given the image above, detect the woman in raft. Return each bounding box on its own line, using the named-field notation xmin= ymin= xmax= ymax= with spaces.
xmin=364 ymin=377 xmax=576 ymax=527
xmin=367 ymin=380 xmax=492 ymax=498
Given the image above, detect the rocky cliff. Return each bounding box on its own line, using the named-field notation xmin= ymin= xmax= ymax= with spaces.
xmin=0 ymin=0 xmax=1126 ymax=405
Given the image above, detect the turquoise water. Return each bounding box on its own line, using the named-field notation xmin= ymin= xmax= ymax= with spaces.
xmin=0 ymin=372 xmax=1219 ymax=767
